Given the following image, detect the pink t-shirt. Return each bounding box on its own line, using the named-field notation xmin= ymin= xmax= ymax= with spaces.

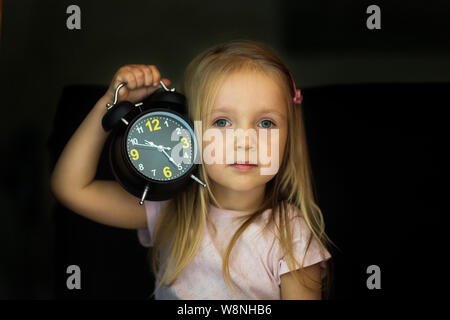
xmin=137 ymin=200 xmax=332 ymax=300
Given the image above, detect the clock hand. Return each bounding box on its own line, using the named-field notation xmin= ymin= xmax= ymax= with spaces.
xmin=144 ymin=139 xmax=182 ymax=170
xmin=161 ymin=149 xmax=183 ymax=170
xmin=144 ymin=140 xmax=156 ymax=147
xmin=131 ymin=142 xmax=158 ymax=148
xmin=144 ymin=140 xmax=171 ymax=151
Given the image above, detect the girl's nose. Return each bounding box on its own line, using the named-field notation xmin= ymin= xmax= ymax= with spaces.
xmin=236 ymin=141 xmax=255 ymax=151
xmin=234 ymin=128 xmax=257 ymax=151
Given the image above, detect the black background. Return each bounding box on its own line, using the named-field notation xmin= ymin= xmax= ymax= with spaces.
xmin=0 ymin=0 xmax=447 ymax=300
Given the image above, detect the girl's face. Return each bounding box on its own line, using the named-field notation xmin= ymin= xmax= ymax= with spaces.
xmin=203 ymin=70 xmax=288 ymax=193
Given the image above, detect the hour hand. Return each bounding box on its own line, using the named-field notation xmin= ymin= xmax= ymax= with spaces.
xmin=144 ymin=140 xmax=171 ymax=150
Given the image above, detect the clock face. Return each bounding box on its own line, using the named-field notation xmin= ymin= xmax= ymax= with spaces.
xmin=125 ymin=110 xmax=197 ymax=182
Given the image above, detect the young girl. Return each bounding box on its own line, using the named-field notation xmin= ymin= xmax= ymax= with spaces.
xmin=50 ymin=39 xmax=334 ymax=300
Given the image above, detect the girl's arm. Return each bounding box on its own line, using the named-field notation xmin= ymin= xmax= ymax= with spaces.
xmin=280 ymin=262 xmax=322 ymax=300
xmin=50 ymin=65 xmax=170 ymax=230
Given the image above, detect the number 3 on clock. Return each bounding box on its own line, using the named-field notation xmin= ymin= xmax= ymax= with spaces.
xmin=180 ymin=137 xmax=189 ymax=148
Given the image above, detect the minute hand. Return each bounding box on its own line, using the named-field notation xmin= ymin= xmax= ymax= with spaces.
xmin=144 ymin=140 xmax=171 ymax=150
xmin=132 ymin=142 xmax=171 ymax=150
xmin=161 ymin=149 xmax=182 ymax=170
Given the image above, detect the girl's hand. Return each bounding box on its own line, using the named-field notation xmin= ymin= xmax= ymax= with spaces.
xmin=104 ymin=64 xmax=172 ymax=104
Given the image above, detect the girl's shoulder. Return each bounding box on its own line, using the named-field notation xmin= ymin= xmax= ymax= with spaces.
xmin=266 ymin=201 xmax=303 ymax=222
xmin=255 ymin=201 xmax=304 ymax=234
xmin=267 ymin=202 xmax=315 ymax=242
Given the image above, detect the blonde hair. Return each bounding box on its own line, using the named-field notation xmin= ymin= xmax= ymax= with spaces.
xmin=149 ymin=39 xmax=336 ymax=299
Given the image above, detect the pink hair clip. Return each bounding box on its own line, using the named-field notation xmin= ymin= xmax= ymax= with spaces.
xmin=289 ymin=71 xmax=303 ymax=105
xmin=293 ymin=88 xmax=303 ymax=104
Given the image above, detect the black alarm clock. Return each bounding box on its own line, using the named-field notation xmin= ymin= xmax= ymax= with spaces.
xmin=102 ymin=81 xmax=206 ymax=204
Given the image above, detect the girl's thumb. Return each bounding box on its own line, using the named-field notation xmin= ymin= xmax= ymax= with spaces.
xmin=160 ymin=78 xmax=171 ymax=87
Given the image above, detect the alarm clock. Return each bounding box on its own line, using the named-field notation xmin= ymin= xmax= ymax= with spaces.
xmin=102 ymin=81 xmax=206 ymax=204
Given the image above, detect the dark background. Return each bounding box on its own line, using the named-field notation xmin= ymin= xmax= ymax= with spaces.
xmin=0 ymin=0 xmax=447 ymax=299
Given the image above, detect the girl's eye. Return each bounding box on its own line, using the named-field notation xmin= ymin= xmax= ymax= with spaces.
xmin=258 ymin=120 xmax=275 ymax=129
xmin=212 ymin=119 xmax=276 ymax=128
xmin=212 ymin=119 xmax=231 ymax=128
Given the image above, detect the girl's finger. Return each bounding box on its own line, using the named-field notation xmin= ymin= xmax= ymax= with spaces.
xmin=132 ymin=67 xmax=146 ymax=88
xmin=149 ymin=65 xmax=161 ymax=86
xmin=161 ymin=78 xmax=171 ymax=86
xmin=123 ymin=70 xmax=137 ymax=91
xmin=142 ymin=66 xmax=153 ymax=87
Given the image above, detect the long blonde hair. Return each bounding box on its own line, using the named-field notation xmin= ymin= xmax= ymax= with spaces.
xmin=149 ymin=39 xmax=336 ymax=298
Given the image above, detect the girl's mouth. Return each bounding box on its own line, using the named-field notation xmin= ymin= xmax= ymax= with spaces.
xmin=230 ymin=163 xmax=258 ymax=171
